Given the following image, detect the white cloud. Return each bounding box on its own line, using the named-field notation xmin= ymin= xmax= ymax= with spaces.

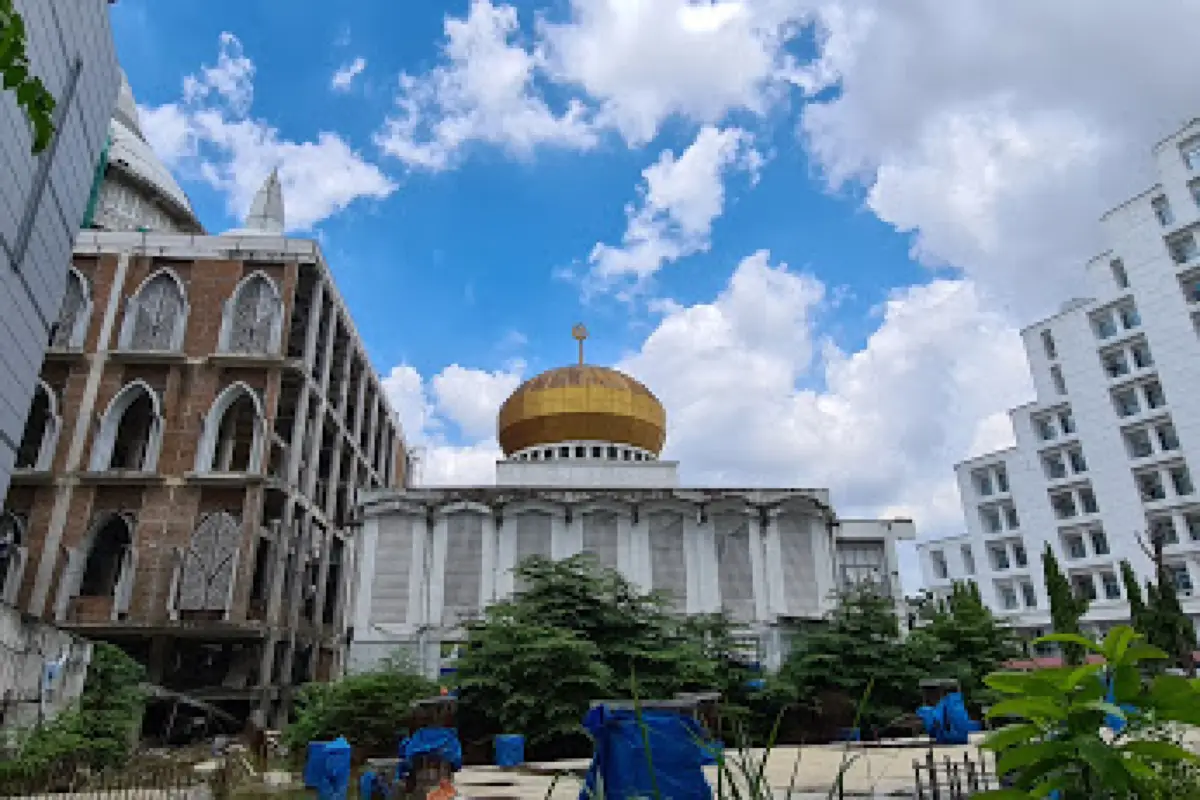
xmin=374 ymin=0 xmax=597 ymax=171
xmin=540 ymin=0 xmax=813 ymax=145
xmin=795 ymin=0 xmax=1200 ymax=317
xmin=586 ymin=125 xmax=761 ymax=294
xmin=139 ymin=32 xmax=396 ymax=231
xmin=331 ymin=57 xmax=368 ymax=92
xmin=431 ymin=363 xmax=525 ymax=440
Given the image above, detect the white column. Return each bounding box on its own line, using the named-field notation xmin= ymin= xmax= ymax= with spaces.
xmin=748 ymin=514 xmax=768 ymax=622
xmin=764 ymin=514 xmax=788 ymax=617
xmin=429 ymin=515 xmax=448 ymax=627
xmin=695 ymin=514 xmax=719 ymax=613
xmin=496 ymin=512 xmax=517 ymax=599
xmin=480 ymin=512 xmax=498 ymax=606
xmin=815 ymin=518 xmax=836 ymax=614
xmin=350 ymin=518 xmax=376 ymax=634
xmin=629 ymin=509 xmax=653 ymax=593
xmin=616 ymin=512 xmax=634 ymax=584
xmin=556 ymin=511 xmax=583 ymax=560
xmin=406 ymin=515 xmax=431 ymax=626
xmin=684 ymin=510 xmax=702 ymax=615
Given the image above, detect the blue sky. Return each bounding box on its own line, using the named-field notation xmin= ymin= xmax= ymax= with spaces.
xmin=104 ymin=0 xmax=1200 ymax=575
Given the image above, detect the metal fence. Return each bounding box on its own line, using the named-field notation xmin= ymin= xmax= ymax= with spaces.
xmin=912 ymin=749 xmax=1000 ymax=799
xmin=0 ymin=756 xmax=234 ymax=799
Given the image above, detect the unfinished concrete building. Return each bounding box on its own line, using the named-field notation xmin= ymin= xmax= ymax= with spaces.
xmin=0 ymin=93 xmax=406 ymax=732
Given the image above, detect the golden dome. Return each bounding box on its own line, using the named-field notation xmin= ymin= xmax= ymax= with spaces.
xmin=497 ymin=364 xmax=667 ymax=456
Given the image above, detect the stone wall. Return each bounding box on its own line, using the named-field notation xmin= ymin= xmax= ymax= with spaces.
xmin=0 ymin=604 xmax=91 ymax=734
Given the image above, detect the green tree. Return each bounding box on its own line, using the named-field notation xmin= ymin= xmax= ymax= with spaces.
xmin=777 ymin=584 xmax=921 ymax=730
xmin=906 ymin=582 xmax=1022 ymax=710
xmin=1122 ymin=557 xmax=1197 ymax=673
xmin=1 ymin=0 xmax=57 ymax=152
xmin=1120 ymin=560 xmax=1150 ymax=632
xmin=286 ymin=655 xmax=436 ymax=758
xmin=979 ymin=626 xmax=1200 ymax=799
xmin=1042 ymin=545 xmax=1090 ymax=665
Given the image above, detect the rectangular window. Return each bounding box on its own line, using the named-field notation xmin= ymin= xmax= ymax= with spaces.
xmin=1068 ymin=448 xmax=1088 ymax=473
xmin=989 ymin=545 xmax=1011 ymax=571
xmin=1169 ymin=233 xmax=1198 ymax=265
xmin=1043 ymin=452 xmax=1067 ymax=479
xmin=1178 ymin=271 xmax=1200 ymax=303
xmin=1111 ymin=259 xmax=1129 ymax=289
xmin=1170 ymin=465 xmax=1194 ymax=496
xmin=1041 ymin=330 xmax=1057 ymax=359
xmin=1156 ymin=422 xmax=1180 ymax=451
xmin=1071 ymin=573 xmax=1098 ymax=601
xmin=996 ymin=466 xmax=1009 ymax=493
xmin=1119 ymin=305 xmax=1141 ymax=330
xmin=1059 ymin=410 xmax=1076 ymax=435
xmin=1050 ymin=366 xmax=1067 ymax=395
xmin=1101 ymin=571 xmax=1121 ymax=600
xmin=1143 ymin=381 xmax=1166 ymax=409
xmin=1080 ymin=487 xmax=1099 ymax=514
xmin=1113 ymin=388 xmax=1140 ymax=418
xmin=1182 ymin=139 xmax=1200 ymax=170
xmin=1012 ymin=542 xmax=1028 ymax=568
xmin=1036 ymin=417 xmax=1056 ymax=440
xmin=1093 ymin=312 xmax=1118 ymax=339
xmin=1089 ymin=528 xmax=1110 ymax=556
xmin=1051 ymin=492 xmax=1078 ymax=519
xmin=1020 ymin=581 xmax=1037 ymax=608
xmin=931 ymin=550 xmax=948 ymax=579
xmin=1138 ymin=470 xmax=1167 ymax=501
xmin=1065 ymin=533 xmax=1086 ymax=559
xmin=1130 ymin=341 xmax=1153 ymax=369
xmin=1125 ymin=428 xmax=1154 ymax=459
xmin=1152 ymin=195 xmax=1175 ymax=226
xmin=1101 ymin=350 xmax=1130 ymax=379
xmin=1185 ymin=512 xmax=1200 ymax=541
xmin=1004 ymin=504 xmax=1020 ymax=530
xmin=1150 ymin=516 xmax=1178 ymax=545
xmin=999 ymin=584 xmax=1018 ymax=610
xmin=961 ymin=545 xmax=976 ymax=575
xmin=1169 ymin=564 xmax=1193 ymax=596
xmin=973 ymin=469 xmax=994 ymax=496
xmin=980 ymin=507 xmax=1002 ymax=534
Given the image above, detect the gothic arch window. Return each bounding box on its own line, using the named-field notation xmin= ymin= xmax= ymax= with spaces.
xmin=78 ymin=514 xmax=133 ymax=598
xmin=119 ymin=268 xmax=188 ymax=351
xmin=0 ymin=512 xmax=27 ymax=604
xmin=195 ymin=383 xmax=265 ymax=473
xmin=15 ymin=380 xmax=60 ymax=470
xmin=219 ymin=272 xmax=283 ymax=355
xmin=176 ymin=512 xmax=242 ymax=615
xmin=90 ymin=381 xmax=164 ymax=472
xmin=51 ymin=267 xmax=92 ymax=349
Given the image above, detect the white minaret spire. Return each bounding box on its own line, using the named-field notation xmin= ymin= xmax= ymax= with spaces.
xmin=224 ymin=168 xmax=285 ymax=236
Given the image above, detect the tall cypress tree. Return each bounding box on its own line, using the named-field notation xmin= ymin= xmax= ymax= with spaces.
xmin=1120 ymin=560 xmax=1149 ymax=632
xmin=1042 ymin=545 xmax=1090 ymax=665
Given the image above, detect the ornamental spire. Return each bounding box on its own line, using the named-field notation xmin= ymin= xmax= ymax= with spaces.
xmin=571 ymin=323 xmax=588 ymax=365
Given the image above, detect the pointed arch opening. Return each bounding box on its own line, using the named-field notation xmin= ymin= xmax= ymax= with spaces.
xmin=51 ymin=267 xmax=92 ymax=349
xmin=176 ymin=511 xmax=242 ymax=617
xmin=119 ymin=268 xmax=188 ymax=351
xmin=195 ymin=383 xmax=265 ymax=473
xmin=15 ymin=380 xmax=60 ymax=470
xmin=219 ymin=272 xmax=283 ymax=355
xmin=0 ymin=512 xmax=27 ymax=605
xmin=90 ymin=381 xmax=164 ymax=472
xmin=79 ymin=515 xmax=132 ymax=599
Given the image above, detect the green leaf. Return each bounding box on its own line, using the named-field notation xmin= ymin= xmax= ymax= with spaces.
xmin=971 ymin=791 xmax=1029 ymax=800
xmin=1063 ymin=663 xmax=1103 ymax=690
xmin=1121 ymin=740 xmax=1200 ymax=762
xmin=986 ymin=696 xmax=1065 ymax=722
xmin=1101 ymin=625 xmax=1139 ymax=662
xmin=1080 ymin=700 xmax=1125 ymax=719
xmin=996 ymin=740 xmax=1068 ymax=776
xmin=1122 ymin=642 xmax=1169 ymax=663
xmin=981 ymin=722 xmax=1042 ymax=752
xmin=1034 ymin=632 xmax=1102 ymax=653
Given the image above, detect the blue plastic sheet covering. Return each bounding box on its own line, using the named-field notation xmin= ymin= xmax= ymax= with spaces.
xmin=397 ymin=728 xmax=464 ymax=781
xmin=495 ymin=734 xmax=525 ymax=767
xmin=917 ymin=692 xmax=979 ymax=746
xmin=304 ymin=737 xmax=352 ymax=800
xmin=1104 ymin=679 xmax=1137 ymax=734
xmin=579 ymin=705 xmax=715 ymax=800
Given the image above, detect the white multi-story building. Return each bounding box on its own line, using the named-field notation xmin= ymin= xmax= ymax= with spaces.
xmin=918 ymin=119 xmax=1200 ymax=645
xmin=0 ymin=0 xmax=120 ymax=504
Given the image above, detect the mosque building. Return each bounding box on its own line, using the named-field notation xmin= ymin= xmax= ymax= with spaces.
xmin=348 ymin=328 xmax=916 ymax=678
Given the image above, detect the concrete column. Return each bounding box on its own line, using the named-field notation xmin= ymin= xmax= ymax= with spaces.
xmin=366 ymin=399 xmax=381 ymax=476
xmin=480 ymin=511 xmax=498 ymax=605
xmin=287 ymin=280 xmax=324 ymax=486
xmin=30 ymin=250 xmax=131 ymax=615
xmin=554 ymin=509 xmax=582 ymax=560
xmin=628 ymin=508 xmax=652 ymax=594
xmin=764 ymin=513 xmax=788 ymax=617
xmin=694 ymin=512 xmax=719 ymax=614
xmin=407 ymin=515 xmax=432 ymax=626
xmin=351 ymin=516 xmax=379 ymax=635
xmin=684 ymin=509 xmax=702 ymax=615
xmin=352 ymin=367 xmax=368 ymax=444
xmin=615 ymin=512 xmax=634 ymax=583
xmin=815 ymin=518 xmax=837 ymax=615
xmin=495 ymin=511 xmax=517 ymax=599
xmin=429 ymin=514 xmax=448 ymax=627
xmin=748 ymin=513 xmax=768 ymax=623
xmin=337 ymin=336 xmax=352 ymax=415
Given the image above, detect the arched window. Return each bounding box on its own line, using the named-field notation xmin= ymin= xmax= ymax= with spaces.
xmin=119 ymin=269 xmax=188 ymax=351
xmin=51 ymin=267 xmax=92 ymax=349
xmin=195 ymin=383 xmax=265 ymax=473
xmin=90 ymin=381 xmax=164 ymax=472
xmin=0 ymin=512 xmax=27 ymax=604
xmin=219 ymin=272 xmax=283 ymax=355
xmin=176 ymin=512 xmax=242 ymax=615
xmin=79 ymin=515 xmax=132 ymax=599
xmin=15 ymin=380 xmax=60 ymax=470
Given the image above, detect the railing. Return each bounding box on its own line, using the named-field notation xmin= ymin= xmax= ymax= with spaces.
xmin=0 ymin=755 xmax=236 ymax=799
xmin=913 ymin=749 xmax=1000 ymax=799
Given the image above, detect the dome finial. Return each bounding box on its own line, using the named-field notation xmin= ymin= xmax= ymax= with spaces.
xmin=571 ymin=323 xmax=588 ymax=365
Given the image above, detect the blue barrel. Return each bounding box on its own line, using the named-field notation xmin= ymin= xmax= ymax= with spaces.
xmin=304 ymin=741 xmax=330 ymax=788
xmin=494 ymin=734 xmax=525 ymax=767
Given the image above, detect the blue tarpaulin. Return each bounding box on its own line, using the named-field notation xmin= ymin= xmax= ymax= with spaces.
xmin=917 ymin=692 xmax=980 ymax=746
xmin=495 ymin=734 xmax=525 ymax=767
xmin=397 ymin=728 xmax=463 ymax=781
xmin=304 ymin=737 xmax=352 ymax=800
xmin=579 ymin=705 xmax=714 ymax=800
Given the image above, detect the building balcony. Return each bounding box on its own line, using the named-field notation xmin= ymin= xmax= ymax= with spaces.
xmin=109 ymin=348 xmax=189 ymax=365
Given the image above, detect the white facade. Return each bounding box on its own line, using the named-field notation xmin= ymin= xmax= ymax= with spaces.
xmin=349 ymin=447 xmax=915 ymax=679
xmin=0 ymin=0 xmax=120 ymax=503
xmin=920 ymin=119 xmax=1200 ymax=643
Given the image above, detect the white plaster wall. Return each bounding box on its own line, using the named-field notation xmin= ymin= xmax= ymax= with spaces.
xmin=0 ymin=0 xmax=119 ymax=503
xmin=0 ymin=603 xmax=91 ymax=733
xmin=495 ymin=460 xmax=680 ymax=488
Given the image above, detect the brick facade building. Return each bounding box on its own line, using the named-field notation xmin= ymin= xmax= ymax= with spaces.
xmin=0 ymin=166 xmax=406 ymax=731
